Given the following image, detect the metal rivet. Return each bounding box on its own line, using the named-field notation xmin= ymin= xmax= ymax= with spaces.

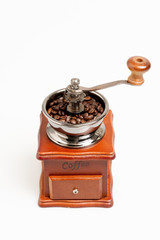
xmin=73 ymin=188 xmax=79 ymax=195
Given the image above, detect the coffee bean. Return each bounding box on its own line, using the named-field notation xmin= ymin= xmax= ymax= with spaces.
xmin=59 ymin=119 xmax=65 ymax=122
xmin=84 ymin=107 xmax=89 ymax=112
xmin=57 ymin=97 xmax=64 ymax=103
xmin=51 ymin=110 xmax=57 ymax=115
xmin=71 ymin=119 xmax=76 ymax=124
xmin=49 ymin=101 xmax=54 ymax=107
xmin=66 ymin=116 xmax=71 ymax=122
xmin=97 ymin=113 xmax=101 ymax=117
xmin=88 ymin=114 xmax=94 ymax=120
xmin=87 ymin=99 xmax=95 ymax=105
xmin=47 ymin=108 xmax=52 ymax=114
xmin=54 ymin=115 xmax=60 ymax=120
xmin=97 ymin=104 xmax=101 ymax=111
xmin=84 ymin=96 xmax=91 ymax=101
xmin=84 ymin=113 xmax=89 ymax=121
xmin=94 ymin=102 xmax=98 ymax=107
xmin=79 ymin=115 xmax=84 ymax=119
xmin=84 ymin=103 xmax=89 ymax=108
xmin=60 ymin=105 xmax=66 ymax=110
xmin=99 ymin=107 xmax=104 ymax=113
xmin=84 ymin=112 xmax=88 ymax=118
xmin=88 ymin=108 xmax=95 ymax=114
xmin=58 ymin=110 xmax=62 ymax=115
xmin=81 ymin=119 xmax=86 ymax=124
xmin=76 ymin=118 xmax=81 ymax=124
xmin=53 ymin=105 xmax=59 ymax=111
xmin=94 ymin=110 xmax=98 ymax=116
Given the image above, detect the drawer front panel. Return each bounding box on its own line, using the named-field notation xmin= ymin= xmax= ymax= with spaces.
xmin=49 ymin=175 xmax=102 ymax=200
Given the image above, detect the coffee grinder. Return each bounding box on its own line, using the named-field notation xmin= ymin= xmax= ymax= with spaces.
xmin=36 ymin=56 xmax=151 ymax=207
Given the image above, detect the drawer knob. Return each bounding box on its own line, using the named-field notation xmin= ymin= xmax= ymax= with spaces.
xmin=73 ymin=188 xmax=79 ymax=195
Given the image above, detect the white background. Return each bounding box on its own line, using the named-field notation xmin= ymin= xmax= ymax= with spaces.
xmin=0 ymin=0 xmax=160 ymax=239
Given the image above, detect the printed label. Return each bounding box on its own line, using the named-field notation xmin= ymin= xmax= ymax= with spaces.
xmin=62 ymin=161 xmax=89 ymax=170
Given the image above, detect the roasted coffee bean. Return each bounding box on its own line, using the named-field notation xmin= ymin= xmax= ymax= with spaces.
xmin=66 ymin=116 xmax=71 ymax=122
xmin=84 ymin=96 xmax=91 ymax=101
xmin=88 ymin=114 xmax=94 ymax=120
xmin=87 ymin=99 xmax=95 ymax=105
xmin=58 ymin=110 xmax=62 ymax=115
xmin=51 ymin=110 xmax=57 ymax=115
xmin=59 ymin=119 xmax=66 ymax=122
xmin=76 ymin=118 xmax=81 ymax=124
xmin=59 ymin=103 xmax=64 ymax=108
xmin=99 ymin=106 xmax=104 ymax=113
xmin=53 ymin=105 xmax=60 ymax=111
xmin=71 ymin=119 xmax=76 ymax=124
xmin=83 ymin=101 xmax=87 ymax=106
xmin=88 ymin=108 xmax=95 ymax=114
xmin=97 ymin=104 xmax=101 ymax=111
xmin=60 ymin=105 xmax=66 ymax=110
xmin=84 ymin=116 xmax=89 ymax=121
xmin=84 ymin=112 xmax=88 ymax=118
xmin=57 ymin=97 xmax=64 ymax=103
xmin=47 ymin=108 xmax=52 ymax=114
xmin=85 ymin=103 xmax=89 ymax=108
xmin=49 ymin=101 xmax=54 ymax=107
xmin=79 ymin=115 xmax=84 ymax=119
xmin=79 ymin=114 xmax=83 ymax=119
xmin=84 ymin=107 xmax=89 ymax=112
xmin=54 ymin=115 xmax=60 ymax=120
xmin=83 ymin=113 xmax=89 ymax=120
xmin=81 ymin=119 xmax=86 ymax=124
xmin=94 ymin=110 xmax=98 ymax=116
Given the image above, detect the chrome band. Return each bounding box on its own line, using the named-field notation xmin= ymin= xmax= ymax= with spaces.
xmin=46 ymin=122 xmax=105 ymax=148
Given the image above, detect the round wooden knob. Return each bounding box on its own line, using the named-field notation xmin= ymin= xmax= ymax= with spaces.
xmin=127 ymin=56 xmax=151 ymax=85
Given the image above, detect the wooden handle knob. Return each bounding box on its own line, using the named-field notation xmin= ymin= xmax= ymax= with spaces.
xmin=127 ymin=56 xmax=151 ymax=85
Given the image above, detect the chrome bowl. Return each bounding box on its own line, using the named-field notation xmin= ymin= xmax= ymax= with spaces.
xmin=42 ymin=89 xmax=109 ymax=138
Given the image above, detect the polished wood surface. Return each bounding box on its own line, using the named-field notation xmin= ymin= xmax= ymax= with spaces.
xmin=49 ymin=175 xmax=102 ymax=200
xmin=39 ymin=160 xmax=113 ymax=208
xmin=43 ymin=159 xmax=108 ymax=197
xmin=127 ymin=56 xmax=151 ymax=85
xmin=37 ymin=110 xmax=115 ymax=207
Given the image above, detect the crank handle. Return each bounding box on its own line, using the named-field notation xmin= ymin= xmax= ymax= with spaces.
xmin=80 ymin=56 xmax=151 ymax=91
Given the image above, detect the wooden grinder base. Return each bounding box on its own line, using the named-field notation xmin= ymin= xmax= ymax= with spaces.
xmin=36 ymin=110 xmax=115 ymax=208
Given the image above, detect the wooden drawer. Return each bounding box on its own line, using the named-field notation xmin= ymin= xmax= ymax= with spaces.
xmin=49 ymin=175 xmax=102 ymax=200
